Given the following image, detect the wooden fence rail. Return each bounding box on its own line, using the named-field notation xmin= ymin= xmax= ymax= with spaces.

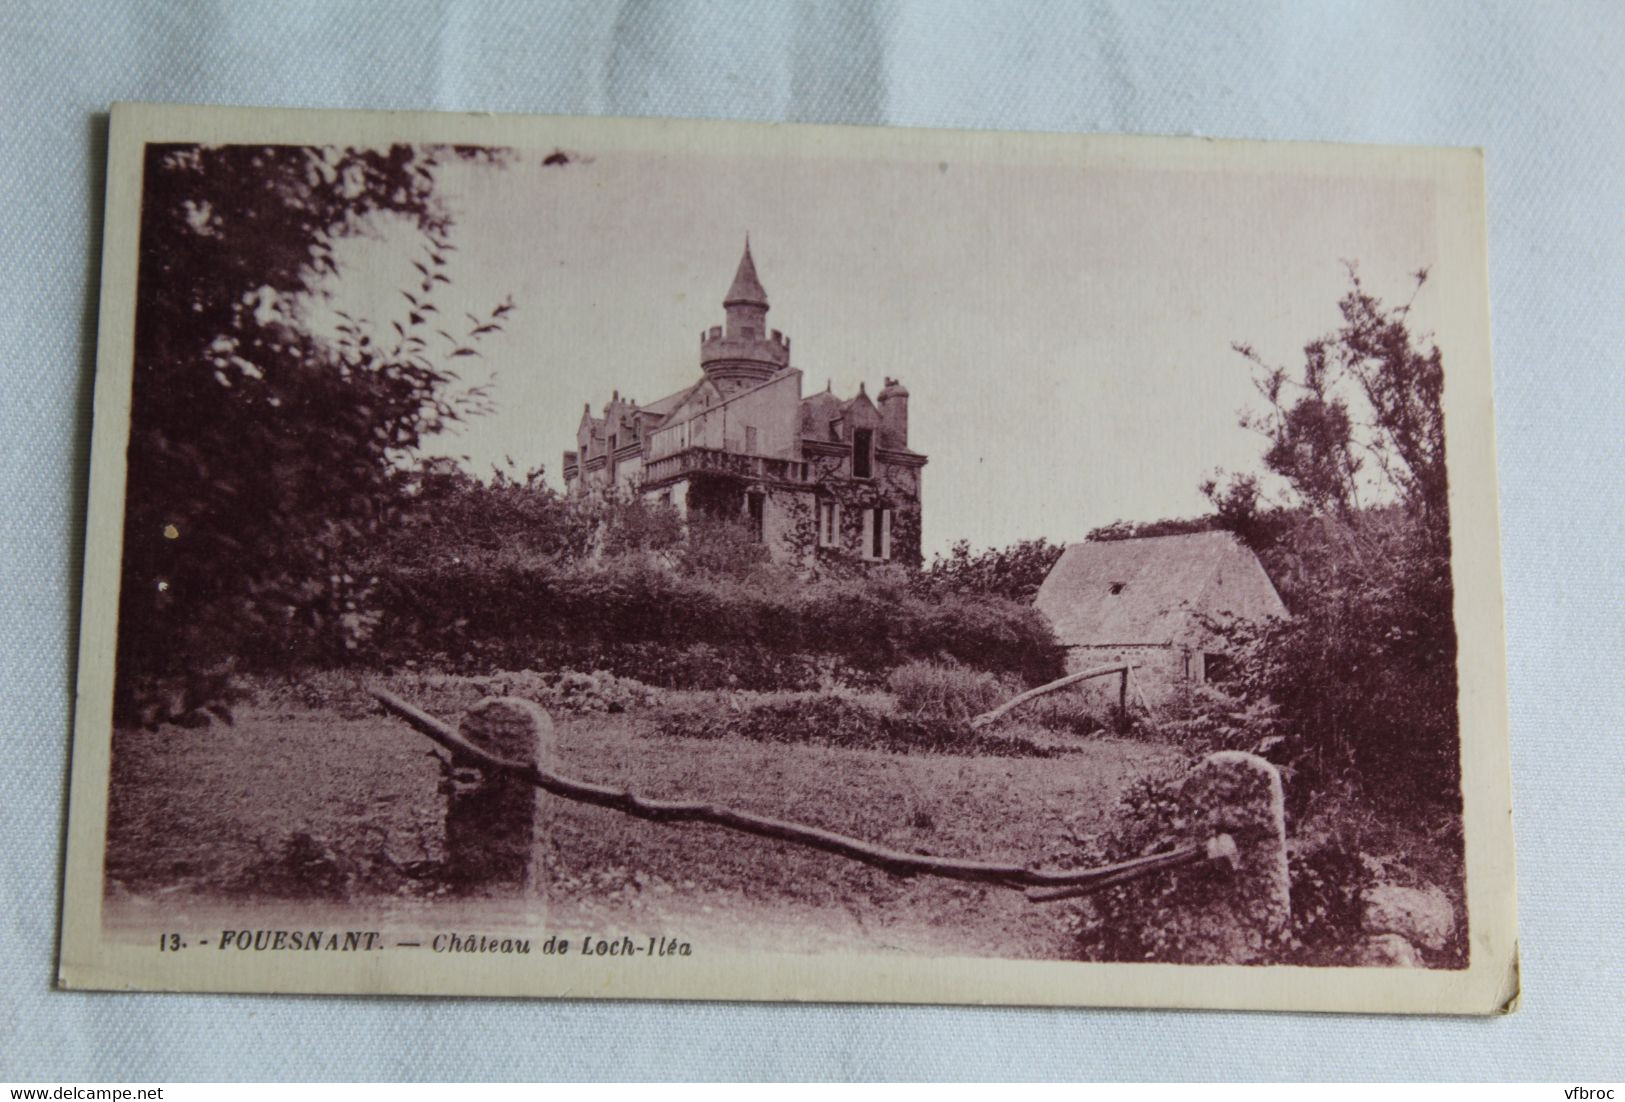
xmin=372 ymin=689 xmax=1236 ymax=900
xmin=969 ymin=662 xmax=1146 ymax=729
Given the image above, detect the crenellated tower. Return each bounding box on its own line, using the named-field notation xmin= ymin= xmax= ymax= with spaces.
xmin=700 ymin=238 xmax=790 ymax=393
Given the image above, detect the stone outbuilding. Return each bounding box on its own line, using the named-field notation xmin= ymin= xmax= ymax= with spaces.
xmin=1033 ymin=531 xmax=1287 ymax=701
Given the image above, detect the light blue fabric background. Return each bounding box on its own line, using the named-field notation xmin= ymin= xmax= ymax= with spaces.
xmin=3 ymin=0 xmax=1622 ymax=1082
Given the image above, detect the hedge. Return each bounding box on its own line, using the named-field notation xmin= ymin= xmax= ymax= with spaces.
xmin=367 ymin=555 xmax=1065 ymax=686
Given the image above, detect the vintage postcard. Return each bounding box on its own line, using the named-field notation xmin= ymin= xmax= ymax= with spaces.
xmin=59 ymin=103 xmax=1516 ymax=1012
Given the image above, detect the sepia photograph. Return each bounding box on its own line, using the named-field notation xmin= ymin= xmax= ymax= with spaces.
xmin=58 ymin=104 xmax=1515 ymax=1011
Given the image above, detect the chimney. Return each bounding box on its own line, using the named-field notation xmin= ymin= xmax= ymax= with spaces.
xmin=878 ymin=377 xmax=910 ymax=448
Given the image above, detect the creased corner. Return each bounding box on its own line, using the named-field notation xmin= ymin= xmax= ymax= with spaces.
xmin=1494 ymin=943 xmax=1521 ymax=1015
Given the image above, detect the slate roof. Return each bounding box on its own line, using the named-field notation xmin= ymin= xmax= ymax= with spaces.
xmin=724 ymin=239 xmax=768 ymax=307
xmin=639 ymin=381 xmax=703 ymax=422
xmin=799 ymin=389 xmax=841 ymax=437
xmin=1034 ymin=531 xmax=1287 ymax=647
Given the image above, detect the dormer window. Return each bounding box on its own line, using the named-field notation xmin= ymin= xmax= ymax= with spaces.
xmin=852 ymin=428 xmax=873 ymax=479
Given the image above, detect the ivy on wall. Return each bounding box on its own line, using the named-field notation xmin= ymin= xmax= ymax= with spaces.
xmin=773 ymin=452 xmax=923 ymax=568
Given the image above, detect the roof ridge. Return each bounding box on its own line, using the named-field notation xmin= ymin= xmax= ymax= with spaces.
xmin=1073 ymin=529 xmax=1236 ymax=548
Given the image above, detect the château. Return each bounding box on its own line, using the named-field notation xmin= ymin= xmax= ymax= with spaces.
xmin=563 ymin=241 xmax=926 ymax=565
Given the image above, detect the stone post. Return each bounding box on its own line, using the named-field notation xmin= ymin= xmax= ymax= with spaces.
xmin=1171 ymin=750 xmax=1292 ymax=964
xmin=444 ymin=696 xmax=553 ymax=892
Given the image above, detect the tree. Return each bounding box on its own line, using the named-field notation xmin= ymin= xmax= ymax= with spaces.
xmin=1223 ymin=264 xmax=1447 ymax=535
xmin=914 ymin=537 xmax=1063 ymax=603
xmin=368 ymin=461 xmax=599 ymax=571
xmin=598 ymin=492 xmax=687 ymax=561
xmin=1085 ymin=515 xmax=1220 ymax=543
xmin=1202 ymin=267 xmax=1459 ymax=808
xmin=116 ymin=142 xmax=520 ymax=724
xmin=675 ymin=514 xmax=774 ymax=579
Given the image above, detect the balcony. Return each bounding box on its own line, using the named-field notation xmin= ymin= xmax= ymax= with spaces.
xmin=642 ymin=446 xmax=810 ymax=487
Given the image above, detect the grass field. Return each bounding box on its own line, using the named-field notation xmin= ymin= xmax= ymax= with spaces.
xmin=103 ymin=686 xmax=1187 ymax=960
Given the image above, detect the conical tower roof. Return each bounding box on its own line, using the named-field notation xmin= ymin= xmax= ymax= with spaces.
xmin=724 ymin=238 xmax=768 ymax=308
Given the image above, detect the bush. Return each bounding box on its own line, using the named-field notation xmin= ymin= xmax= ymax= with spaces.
xmin=1154 ymin=681 xmax=1283 ymax=756
xmin=1068 ymin=772 xmax=1256 ymax=963
xmin=1285 ymin=842 xmax=1371 ymax=965
xmin=1189 ymin=515 xmax=1459 ymax=812
xmin=887 ymin=661 xmax=1019 ymax=721
xmin=1068 ymin=763 xmax=1465 ymax=966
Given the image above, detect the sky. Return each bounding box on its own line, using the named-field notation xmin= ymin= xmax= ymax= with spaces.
xmin=312 ymin=139 xmax=1439 ymax=558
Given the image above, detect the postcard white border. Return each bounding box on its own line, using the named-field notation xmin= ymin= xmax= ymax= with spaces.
xmin=59 ymin=102 xmax=1517 ymax=1014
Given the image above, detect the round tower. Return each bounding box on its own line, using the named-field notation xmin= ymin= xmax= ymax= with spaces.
xmin=701 ymin=238 xmax=790 ymax=391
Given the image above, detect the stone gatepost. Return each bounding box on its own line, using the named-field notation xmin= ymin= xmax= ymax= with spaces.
xmin=444 ymin=697 xmax=553 ymax=892
xmin=1171 ymin=750 xmax=1291 ymax=964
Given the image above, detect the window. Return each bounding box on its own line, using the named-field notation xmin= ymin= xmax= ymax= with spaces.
xmin=1203 ymin=652 xmax=1234 ymax=684
xmin=1109 ymin=581 xmax=1126 ymax=595
xmin=744 ymin=426 xmax=757 ymax=454
xmin=852 ymin=428 xmax=873 ymax=478
xmin=747 ymin=492 xmax=765 ymax=542
xmin=861 ymin=507 xmax=892 ymax=561
xmin=818 ymin=500 xmax=841 ymax=548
